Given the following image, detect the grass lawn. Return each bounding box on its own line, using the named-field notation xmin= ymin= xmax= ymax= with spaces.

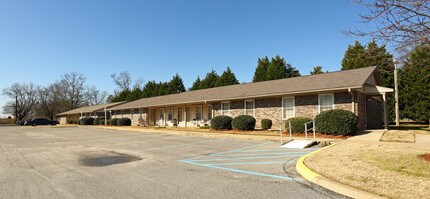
xmin=305 ymin=141 xmax=430 ymax=199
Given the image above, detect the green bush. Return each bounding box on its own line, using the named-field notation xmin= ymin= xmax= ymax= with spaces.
xmin=76 ymin=119 xmax=81 ymax=124
xmin=110 ymin=118 xmax=119 ymax=126
xmin=80 ymin=117 xmax=95 ymax=125
xmin=67 ymin=119 xmax=74 ymax=124
xmin=232 ymin=115 xmax=256 ymax=131
xmin=93 ymin=117 xmax=105 ymax=125
xmin=210 ymin=115 xmax=233 ymax=130
xmin=98 ymin=119 xmax=106 ymax=125
xmin=117 ymin=118 xmax=131 ymax=126
xmin=315 ymin=109 xmax=358 ymax=135
xmin=285 ymin=117 xmax=313 ymax=133
xmin=261 ymin=119 xmax=272 ymax=130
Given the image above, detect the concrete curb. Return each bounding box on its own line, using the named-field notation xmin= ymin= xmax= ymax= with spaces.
xmin=296 ymin=144 xmax=386 ymax=199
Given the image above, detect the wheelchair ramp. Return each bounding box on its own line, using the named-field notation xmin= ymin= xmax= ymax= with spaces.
xmin=280 ymin=140 xmax=316 ymax=149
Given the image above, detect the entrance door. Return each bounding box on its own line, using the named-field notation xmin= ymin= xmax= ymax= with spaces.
xmin=186 ymin=107 xmax=191 ymax=122
xmin=178 ymin=107 xmax=183 ymax=124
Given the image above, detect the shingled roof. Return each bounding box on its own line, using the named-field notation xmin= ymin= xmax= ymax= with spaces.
xmin=57 ymin=101 xmax=126 ymax=115
xmin=108 ymin=67 xmax=377 ymax=111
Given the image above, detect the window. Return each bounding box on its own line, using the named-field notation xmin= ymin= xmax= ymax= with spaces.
xmin=196 ymin=106 xmax=202 ymax=120
xmin=221 ymin=102 xmax=230 ymax=116
xmin=244 ymin=100 xmax=255 ymax=116
xmin=159 ymin=108 xmax=164 ymax=120
xmin=282 ymin=97 xmax=295 ymax=120
xmin=168 ymin=107 xmax=173 ymax=120
xmin=319 ymin=93 xmax=334 ymax=113
xmin=208 ymin=105 xmax=213 ymax=120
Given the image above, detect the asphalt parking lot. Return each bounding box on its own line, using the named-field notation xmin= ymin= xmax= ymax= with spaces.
xmin=0 ymin=126 xmax=346 ymax=199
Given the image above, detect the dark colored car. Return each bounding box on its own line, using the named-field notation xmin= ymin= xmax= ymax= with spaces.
xmin=18 ymin=119 xmax=31 ymax=126
xmin=24 ymin=118 xmax=58 ymax=126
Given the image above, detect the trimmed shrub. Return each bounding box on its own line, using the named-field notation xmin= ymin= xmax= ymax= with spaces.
xmin=261 ymin=119 xmax=272 ymax=130
xmin=285 ymin=117 xmax=313 ymax=133
xmin=210 ymin=115 xmax=233 ymax=130
xmin=110 ymin=118 xmax=119 ymax=126
xmin=315 ymin=109 xmax=358 ymax=135
xmin=80 ymin=117 xmax=94 ymax=125
xmin=99 ymin=119 xmax=106 ymax=125
xmin=117 ymin=118 xmax=131 ymax=126
xmin=93 ymin=117 xmax=105 ymax=125
xmin=67 ymin=119 xmax=74 ymax=124
xmin=232 ymin=115 xmax=256 ymax=131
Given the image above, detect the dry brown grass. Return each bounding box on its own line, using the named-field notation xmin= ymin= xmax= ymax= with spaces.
xmin=380 ymin=130 xmax=416 ymax=143
xmin=305 ymin=142 xmax=430 ymax=199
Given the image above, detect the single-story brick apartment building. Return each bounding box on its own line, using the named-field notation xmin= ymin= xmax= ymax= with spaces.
xmin=106 ymin=67 xmax=393 ymax=130
xmin=57 ymin=101 xmax=126 ymax=124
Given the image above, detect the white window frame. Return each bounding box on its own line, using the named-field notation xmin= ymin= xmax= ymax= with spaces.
xmin=318 ymin=93 xmax=335 ymax=113
xmin=221 ymin=102 xmax=230 ymax=116
xmin=244 ymin=100 xmax=255 ymax=117
xmin=195 ymin=105 xmax=202 ymax=120
xmin=282 ymin=96 xmax=295 ymax=120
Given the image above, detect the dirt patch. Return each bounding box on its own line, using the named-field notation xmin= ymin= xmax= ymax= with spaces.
xmin=80 ymin=151 xmax=142 ymax=167
xmin=305 ymin=142 xmax=430 ymax=199
xmin=419 ymin=153 xmax=430 ymax=162
xmin=380 ymin=130 xmax=415 ymax=143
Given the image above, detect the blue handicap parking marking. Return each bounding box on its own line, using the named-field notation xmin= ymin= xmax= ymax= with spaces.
xmin=179 ymin=142 xmax=318 ymax=181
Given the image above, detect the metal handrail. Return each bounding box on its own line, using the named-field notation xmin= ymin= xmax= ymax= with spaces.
xmin=304 ymin=120 xmax=316 ymax=142
xmin=280 ymin=121 xmax=292 ymax=145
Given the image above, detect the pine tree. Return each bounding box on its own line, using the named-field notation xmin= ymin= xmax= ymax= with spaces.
xmin=341 ymin=41 xmax=367 ymax=70
xmin=199 ymin=69 xmax=219 ymax=89
xmin=141 ymin=81 xmax=159 ymax=98
xmin=168 ymin=73 xmax=186 ymax=94
xmin=266 ymin=55 xmax=287 ymax=80
xmin=399 ymin=44 xmax=430 ymax=123
xmin=252 ymin=56 xmax=270 ymax=82
xmin=190 ymin=76 xmax=201 ymax=91
xmin=310 ymin=66 xmax=324 ymax=75
xmin=265 ymin=55 xmax=300 ymax=80
xmin=285 ymin=63 xmax=301 ymax=77
xmin=215 ymin=67 xmax=239 ymax=87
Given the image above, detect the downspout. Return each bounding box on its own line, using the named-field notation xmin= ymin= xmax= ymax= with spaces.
xmin=348 ymin=88 xmax=355 ymax=114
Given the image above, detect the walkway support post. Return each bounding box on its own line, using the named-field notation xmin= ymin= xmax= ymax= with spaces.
xmin=382 ymin=93 xmax=389 ymax=130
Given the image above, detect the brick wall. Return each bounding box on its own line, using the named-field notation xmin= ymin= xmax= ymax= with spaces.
xmin=255 ymin=97 xmax=282 ymax=129
xmin=295 ymin=95 xmax=318 ymax=119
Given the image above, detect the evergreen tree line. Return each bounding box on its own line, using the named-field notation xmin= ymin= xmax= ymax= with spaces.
xmin=341 ymin=40 xmax=429 ymax=123
xmin=110 ymin=73 xmax=186 ymax=102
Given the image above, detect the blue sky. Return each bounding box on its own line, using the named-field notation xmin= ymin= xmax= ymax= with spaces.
xmin=0 ymin=0 xmax=374 ymax=116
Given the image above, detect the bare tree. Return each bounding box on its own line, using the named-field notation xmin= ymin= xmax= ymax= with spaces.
xmin=86 ymin=86 xmax=108 ymax=105
xmin=347 ymin=0 xmax=430 ymax=52
xmin=2 ymin=83 xmax=39 ymax=121
xmin=111 ymin=71 xmax=132 ymax=92
xmin=54 ymin=72 xmax=87 ymax=110
xmin=35 ymin=84 xmax=58 ymax=120
xmin=111 ymin=71 xmax=143 ymax=94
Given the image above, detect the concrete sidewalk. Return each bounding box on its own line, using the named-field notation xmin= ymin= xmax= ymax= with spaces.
xmin=348 ymin=129 xmax=430 ymax=144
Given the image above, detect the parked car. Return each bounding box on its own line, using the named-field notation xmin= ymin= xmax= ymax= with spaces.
xmin=17 ymin=119 xmax=31 ymax=126
xmin=24 ymin=118 xmax=58 ymax=126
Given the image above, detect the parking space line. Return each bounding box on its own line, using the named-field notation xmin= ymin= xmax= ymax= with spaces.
xmin=180 ymin=159 xmax=301 ymax=181
xmin=209 ymin=161 xmax=293 ymax=166
xmin=137 ymin=138 xmax=227 ymax=152
xmin=208 ymin=152 xmax=309 ymax=157
xmin=192 ymin=154 xmax=301 ymax=162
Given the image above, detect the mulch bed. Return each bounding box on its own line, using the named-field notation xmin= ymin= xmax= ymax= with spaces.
xmin=209 ymin=129 xmax=351 ymax=139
